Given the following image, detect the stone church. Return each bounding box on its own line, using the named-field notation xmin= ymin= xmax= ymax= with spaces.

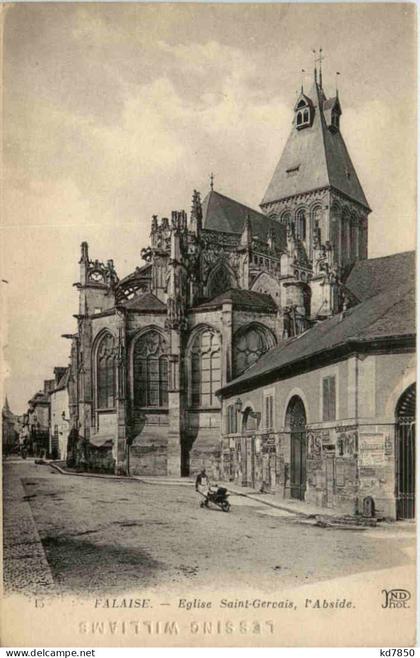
xmin=67 ymin=66 xmax=375 ymax=480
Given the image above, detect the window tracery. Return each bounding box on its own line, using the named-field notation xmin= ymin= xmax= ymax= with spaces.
xmin=233 ymin=325 xmax=275 ymax=378
xmin=207 ymin=264 xmax=235 ymax=299
xmin=189 ymin=329 xmax=221 ymax=408
xmin=96 ymin=333 xmax=117 ymax=410
xmin=133 ymin=330 xmax=168 ymax=408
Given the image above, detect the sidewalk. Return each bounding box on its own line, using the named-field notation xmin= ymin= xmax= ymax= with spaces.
xmin=219 ymin=480 xmax=361 ymax=520
xmin=3 ymin=461 xmax=56 ymax=595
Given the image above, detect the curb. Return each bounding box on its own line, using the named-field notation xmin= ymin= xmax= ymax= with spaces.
xmin=45 ymin=462 xmax=137 ymax=482
xmin=224 ymin=487 xmax=310 ymax=518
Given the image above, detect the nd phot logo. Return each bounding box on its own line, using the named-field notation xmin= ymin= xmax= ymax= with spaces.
xmin=381 ymin=589 xmax=411 ymax=609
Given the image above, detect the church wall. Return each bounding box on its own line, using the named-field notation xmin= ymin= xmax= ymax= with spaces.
xmin=187 ymin=307 xmax=281 ymax=478
xmin=126 ymin=312 xmax=169 ymax=476
xmin=218 ymin=351 xmax=413 ymax=518
xmin=186 ymin=311 xmax=224 ymax=479
xmin=88 ymin=315 xmax=120 ymax=467
xmin=91 ymin=313 xmax=119 ymax=341
xmin=82 ymin=287 xmax=115 ymax=317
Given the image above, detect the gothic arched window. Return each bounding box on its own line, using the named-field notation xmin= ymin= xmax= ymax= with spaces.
xmin=341 ymin=208 xmax=351 ymax=263
xmin=233 ymin=324 xmax=275 ymax=378
xmin=189 ymin=329 xmax=221 ymax=408
xmin=281 ymin=211 xmax=292 ymax=226
xmin=295 ymin=209 xmax=306 ymax=241
xmin=133 ymin=330 xmax=168 ymax=408
xmin=297 ymin=112 xmax=303 ymax=126
xmin=207 ymin=264 xmax=235 ymax=299
xmin=97 ymin=333 xmax=117 ymax=409
xmin=351 ymin=212 xmax=359 ymax=260
xmin=311 ymin=205 xmax=323 ymax=251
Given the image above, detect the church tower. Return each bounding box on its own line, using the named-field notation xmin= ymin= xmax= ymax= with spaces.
xmin=260 ymin=59 xmax=371 ymax=272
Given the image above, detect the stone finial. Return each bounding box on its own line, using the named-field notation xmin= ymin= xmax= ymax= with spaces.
xmin=80 ymin=241 xmax=89 ymax=263
xmin=190 ymin=190 xmax=203 ymax=234
xmin=267 ymin=226 xmax=276 ymax=251
xmin=240 ymin=213 xmax=252 ymax=248
xmin=151 ymin=215 xmax=158 ymax=234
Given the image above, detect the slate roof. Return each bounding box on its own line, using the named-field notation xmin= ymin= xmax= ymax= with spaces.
xmin=49 ymin=368 xmax=70 ymax=394
xmin=90 ymin=292 xmax=166 ymax=318
xmin=192 ymin=288 xmax=278 ymax=312
xmin=28 ymin=391 xmax=50 ymax=406
xmin=121 ymin=292 xmax=166 ymax=313
xmin=261 ymin=81 xmax=369 ymax=210
xmin=202 ymin=189 xmax=286 ymax=246
xmin=344 ymin=251 xmax=415 ymax=302
xmin=218 ymin=252 xmax=415 ymax=397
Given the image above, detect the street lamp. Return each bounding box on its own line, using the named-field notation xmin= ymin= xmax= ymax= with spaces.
xmin=234 ymin=398 xmax=243 ymax=414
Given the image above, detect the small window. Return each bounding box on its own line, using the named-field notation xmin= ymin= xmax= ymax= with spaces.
xmin=297 ymin=112 xmax=303 ymax=126
xmin=303 ymin=109 xmax=309 ymax=122
xmin=264 ymin=394 xmax=274 ymax=430
xmin=286 ymin=166 xmax=300 ymax=178
xmin=281 ymin=211 xmax=292 ymax=225
xmin=322 ymin=375 xmax=336 ymax=421
xmin=226 ymin=405 xmax=237 ymax=434
xmin=296 ymin=209 xmax=306 ymax=241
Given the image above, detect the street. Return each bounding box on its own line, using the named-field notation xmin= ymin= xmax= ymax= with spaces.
xmin=3 ymin=460 xmax=416 ymax=598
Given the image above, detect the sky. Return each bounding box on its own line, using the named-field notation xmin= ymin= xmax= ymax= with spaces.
xmin=1 ymin=3 xmax=416 ymax=413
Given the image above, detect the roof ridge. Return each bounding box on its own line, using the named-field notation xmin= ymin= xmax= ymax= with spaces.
xmin=362 ymin=250 xmax=415 ymax=262
xmin=315 ymin=83 xmax=332 ymax=195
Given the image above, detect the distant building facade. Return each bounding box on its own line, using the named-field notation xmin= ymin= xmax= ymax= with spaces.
xmin=48 ymin=367 xmax=70 ymax=460
xmin=2 ymin=398 xmax=22 ymax=454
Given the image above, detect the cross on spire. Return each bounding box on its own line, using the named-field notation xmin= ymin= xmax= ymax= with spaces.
xmin=312 ymin=48 xmax=324 ymax=87
xmin=210 ymin=172 xmax=214 ymax=191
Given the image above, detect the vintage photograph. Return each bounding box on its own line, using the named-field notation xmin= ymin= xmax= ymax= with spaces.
xmin=1 ymin=2 xmax=416 ymax=647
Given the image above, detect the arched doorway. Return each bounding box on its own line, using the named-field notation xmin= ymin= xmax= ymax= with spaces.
xmin=395 ymin=383 xmax=416 ymax=520
xmin=286 ymin=396 xmax=307 ymax=500
xmin=241 ymin=406 xmax=260 ymax=487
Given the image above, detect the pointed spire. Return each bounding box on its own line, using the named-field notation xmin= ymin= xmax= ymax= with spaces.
xmin=240 ymin=213 xmax=252 ymax=248
xmin=312 ymin=49 xmax=317 ymax=83
xmin=319 ymin=48 xmax=324 ymax=89
xmin=3 ymin=396 xmax=10 ymax=412
xmin=335 ymin=71 xmax=341 ymax=97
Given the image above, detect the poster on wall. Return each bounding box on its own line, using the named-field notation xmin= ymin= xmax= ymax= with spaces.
xmin=359 ymin=433 xmax=386 ymax=466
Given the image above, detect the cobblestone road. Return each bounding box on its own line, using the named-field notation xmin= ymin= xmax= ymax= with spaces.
xmin=3 ymin=460 xmax=416 ymax=598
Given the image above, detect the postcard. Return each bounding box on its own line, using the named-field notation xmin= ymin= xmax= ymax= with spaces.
xmin=1 ymin=2 xmax=416 ymax=647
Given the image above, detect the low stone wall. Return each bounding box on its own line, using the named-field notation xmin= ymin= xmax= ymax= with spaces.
xmin=87 ymin=445 xmax=115 ymax=473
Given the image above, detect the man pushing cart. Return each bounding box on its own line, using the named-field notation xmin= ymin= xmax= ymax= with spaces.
xmin=195 ymin=468 xmax=231 ymax=512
